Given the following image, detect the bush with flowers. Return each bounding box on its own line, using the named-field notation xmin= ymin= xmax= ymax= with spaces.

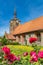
xmin=0 ymin=46 xmax=31 ymax=65
xmin=29 ymin=37 xmax=43 ymax=65
xmin=0 ymin=37 xmax=43 ymax=65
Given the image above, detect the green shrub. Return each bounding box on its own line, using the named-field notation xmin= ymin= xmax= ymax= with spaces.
xmin=1 ymin=36 xmax=9 ymax=45
xmin=13 ymin=42 xmax=20 ymax=45
xmin=0 ymin=36 xmax=20 ymax=46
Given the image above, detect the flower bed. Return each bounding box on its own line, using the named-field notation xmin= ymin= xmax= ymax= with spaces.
xmin=0 ymin=37 xmax=43 ymax=65
xmin=7 ymin=45 xmax=34 ymax=55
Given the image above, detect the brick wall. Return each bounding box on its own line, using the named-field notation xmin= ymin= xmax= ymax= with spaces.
xmin=19 ymin=35 xmax=25 ymax=45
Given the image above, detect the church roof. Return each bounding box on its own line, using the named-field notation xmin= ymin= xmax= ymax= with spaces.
xmin=5 ymin=32 xmax=16 ymax=40
xmin=12 ymin=16 xmax=43 ymax=35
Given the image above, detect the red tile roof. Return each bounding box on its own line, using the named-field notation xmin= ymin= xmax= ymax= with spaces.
xmin=5 ymin=32 xmax=16 ymax=40
xmin=12 ymin=16 xmax=43 ymax=35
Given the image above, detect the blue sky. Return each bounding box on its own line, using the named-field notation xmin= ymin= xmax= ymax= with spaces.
xmin=0 ymin=0 xmax=43 ymax=36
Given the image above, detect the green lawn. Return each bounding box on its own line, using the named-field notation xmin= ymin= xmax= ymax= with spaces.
xmin=6 ymin=45 xmax=34 ymax=56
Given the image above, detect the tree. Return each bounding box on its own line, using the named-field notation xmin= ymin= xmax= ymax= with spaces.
xmin=1 ymin=36 xmax=8 ymax=45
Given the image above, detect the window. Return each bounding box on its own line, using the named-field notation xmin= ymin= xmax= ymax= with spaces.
xmin=36 ymin=33 xmax=41 ymax=42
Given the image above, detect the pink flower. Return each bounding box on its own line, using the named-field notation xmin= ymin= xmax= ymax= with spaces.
xmin=2 ymin=46 xmax=10 ymax=55
xmin=16 ymin=56 xmax=20 ymax=61
xmin=7 ymin=53 xmax=17 ymax=62
xmin=30 ymin=51 xmax=38 ymax=62
xmin=31 ymin=55 xmax=38 ymax=62
xmin=29 ymin=37 xmax=37 ymax=43
xmin=23 ymin=52 xmax=28 ymax=56
xmin=38 ymin=51 xmax=43 ymax=58
xmin=30 ymin=51 xmax=36 ymax=56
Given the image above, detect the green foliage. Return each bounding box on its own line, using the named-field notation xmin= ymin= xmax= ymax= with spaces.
xmin=0 ymin=45 xmax=43 ymax=65
xmin=1 ymin=36 xmax=8 ymax=45
xmin=6 ymin=45 xmax=33 ymax=56
xmin=6 ymin=41 xmax=20 ymax=45
xmin=1 ymin=36 xmax=20 ymax=45
xmin=11 ymin=55 xmax=31 ymax=65
xmin=0 ymin=48 xmax=4 ymax=64
xmin=30 ymin=62 xmax=39 ymax=65
xmin=13 ymin=42 xmax=20 ymax=45
xmin=32 ymin=43 xmax=41 ymax=53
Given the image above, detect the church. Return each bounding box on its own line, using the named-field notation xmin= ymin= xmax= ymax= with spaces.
xmin=5 ymin=10 xmax=43 ymax=46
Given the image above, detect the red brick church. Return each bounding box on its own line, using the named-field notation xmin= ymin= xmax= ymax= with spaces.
xmin=5 ymin=10 xmax=43 ymax=46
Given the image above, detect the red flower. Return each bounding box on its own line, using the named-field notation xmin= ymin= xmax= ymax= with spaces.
xmin=38 ymin=51 xmax=43 ymax=58
xmin=23 ymin=52 xmax=28 ymax=56
xmin=30 ymin=51 xmax=36 ymax=56
xmin=4 ymin=56 xmax=8 ymax=59
xmin=29 ymin=37 xmax=37 ymax=43
xmin=30 ymin=51 xmax=38 ymax=62
xmin=2 ymin=46 xmax=10 ymax=55
xmin=31 ymin=55 xmax=38 ymax=62
xmin=7 ymin=53 xmax=17 ymax=62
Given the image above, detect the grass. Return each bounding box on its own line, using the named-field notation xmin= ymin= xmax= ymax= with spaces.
xmin=1 ymin=45 xmax=43 ymax=56
xmin=6 ymin=45 xmax=34 ymax=56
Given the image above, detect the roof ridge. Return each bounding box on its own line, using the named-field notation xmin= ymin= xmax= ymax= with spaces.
xmin=23 ymin=16 xmax=43 ymax=24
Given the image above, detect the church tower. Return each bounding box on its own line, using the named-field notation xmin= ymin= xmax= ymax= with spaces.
xmin=10 ymin=9 xmax=21 ymax=34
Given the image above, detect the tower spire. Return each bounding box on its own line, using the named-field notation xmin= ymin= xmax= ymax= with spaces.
xmin=14 ymin=8 xmax=17 ymax=18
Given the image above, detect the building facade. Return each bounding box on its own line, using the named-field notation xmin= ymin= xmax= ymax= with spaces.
xmin=5 ymin=10 xmax=43 ymax=46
